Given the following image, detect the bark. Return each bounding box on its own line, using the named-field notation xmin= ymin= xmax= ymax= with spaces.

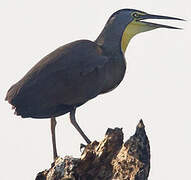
xmin=35 ymin=120 xmax=150 ymax=180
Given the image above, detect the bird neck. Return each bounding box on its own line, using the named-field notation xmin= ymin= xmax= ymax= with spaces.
xmin=95 ymin=17 xmax=132 ymax=55
xmin=121 ymin=24 xmax=136 ymax=53
xmin=121 ymin=20 xmax=157 ymax=53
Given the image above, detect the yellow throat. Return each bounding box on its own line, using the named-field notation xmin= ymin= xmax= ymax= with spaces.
xmin=121 ymin=20 xmax=157 ymax=53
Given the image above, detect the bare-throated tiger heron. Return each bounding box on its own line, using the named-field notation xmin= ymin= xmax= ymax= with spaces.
xmin=5 ymin=9 xmax=184 ymax=160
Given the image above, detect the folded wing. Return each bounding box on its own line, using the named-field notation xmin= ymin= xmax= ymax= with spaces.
xmin=5 ymin=40 xmax=109 ymax=117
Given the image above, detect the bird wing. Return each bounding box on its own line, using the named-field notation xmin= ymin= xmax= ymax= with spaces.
xmin=6 ymin=40 xmax=109 ymax=109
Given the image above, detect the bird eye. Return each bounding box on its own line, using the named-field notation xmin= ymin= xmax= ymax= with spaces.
xmin=132 ymin=13 xmax=140 ymax=18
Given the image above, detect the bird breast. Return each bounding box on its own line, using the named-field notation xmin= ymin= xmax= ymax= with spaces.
xmin=100 ymin=55 xmax=126 ymax=94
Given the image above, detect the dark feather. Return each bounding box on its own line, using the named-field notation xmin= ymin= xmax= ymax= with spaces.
xmin=6 ymin=40 xmax=109 ymax=118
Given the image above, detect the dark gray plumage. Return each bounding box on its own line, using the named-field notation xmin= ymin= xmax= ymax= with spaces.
xmin=5 ymin=8 xmax=183 ymax=160
xmin=6 ymin=40 xmax=126 ymax=118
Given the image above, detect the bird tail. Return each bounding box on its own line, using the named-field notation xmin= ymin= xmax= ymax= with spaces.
xmin=5 ymin=82 xmax=22 ymax=115
xmin=5 ymin=83 xmax=20 ymax=103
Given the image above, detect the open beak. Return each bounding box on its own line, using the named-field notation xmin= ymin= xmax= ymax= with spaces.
xmin=139 ymin=14 xmax=185 ymax=29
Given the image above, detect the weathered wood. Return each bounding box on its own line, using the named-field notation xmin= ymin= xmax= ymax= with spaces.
xmin=35 ymin=120 xmax=150 ymax=180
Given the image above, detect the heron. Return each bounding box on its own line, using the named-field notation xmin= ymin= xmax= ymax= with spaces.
xmin=5 ymin=9 xmax=183 ymax=160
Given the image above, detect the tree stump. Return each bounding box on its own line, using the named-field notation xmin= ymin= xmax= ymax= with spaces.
xmin=35 ymin=120 xmax=150 ymax=180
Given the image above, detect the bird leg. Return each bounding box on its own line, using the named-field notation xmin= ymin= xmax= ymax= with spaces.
xmin=70 ymin=109 xmax=91 ymax=144
xmin=51 ymin=117 xmax=58 ymax=161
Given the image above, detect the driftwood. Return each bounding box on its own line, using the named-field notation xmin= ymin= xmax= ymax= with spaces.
xmin=35 ymin=120 xmax=150 ymax=180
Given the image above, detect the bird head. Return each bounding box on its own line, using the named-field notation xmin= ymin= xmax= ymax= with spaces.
xmin=103 ymin=9 xmax=184 ymax=53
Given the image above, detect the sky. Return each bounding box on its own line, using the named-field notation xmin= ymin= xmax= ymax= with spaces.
xmin=0 ymin=0 xmax=190 ymax=179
